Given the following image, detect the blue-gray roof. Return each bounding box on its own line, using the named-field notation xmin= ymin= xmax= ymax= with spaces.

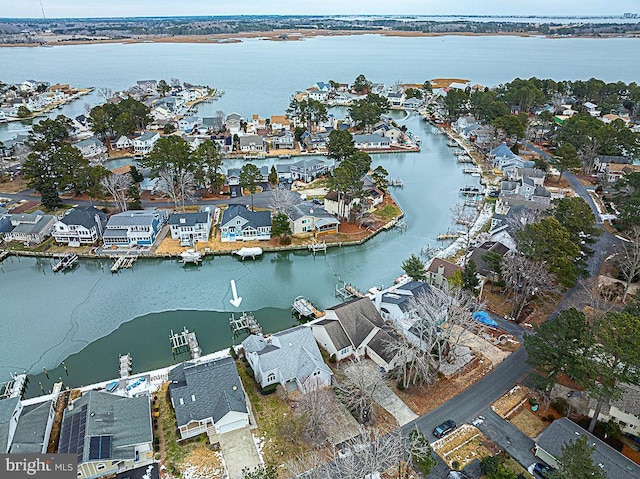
xmin=168 ymin=357 xmax=247 ymax=427
xmin=537 ymin=418 xmax=640 ymax=479
xmin=292 ymin=159 xmax=324 ymax=169
xmin=10 ymin=213 xmax=54 ymax=235
xmin=289 ymin=201 xmax=335 ymax=222
xmin=353 ymin=133 xmax=389 ymax=143
xmin=135 ymin=132 xmax=158 ymax=142
xmin=242 ymin=326 xmax=332 ymax=384
xmin=168 ymin=211 xmax=209 ymax=227
xmin=221 ymin=205 xmax=271 ymax=229
xmin=0 ymin=397 xmax=20 ymax=453
xmin=60 ymin=391 xmax=151 ymax=464
xmin=10 ymin=400 xmax=52 ymax=454
xmin=60 ymin=206 xmax=107 ymax=230
xmin=491 ymin=142 xmax=519 ymax=159
xmin=73 ymin=137 xmax=103 ymax=148
xmin=107 ymin=210 xmax=159 ymax=228
xmin=276 ymin=164 xmax=291 ymax=174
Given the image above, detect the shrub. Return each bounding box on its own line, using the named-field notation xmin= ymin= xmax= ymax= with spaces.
xmin=229 ymin=347 xmax=238 ymax=359
xmin=397 ymin=379 xmax=405 ymax=390
xmin=550 ymin=397 xmax=569 ymax=416
xmin=261 ymin=383 xmax=279 ymax=395
xmin=279 ymin=235 xmax=292 ymax=245
xmin=329 ymin=354 xmax=336 ymax=363
xmin=528 ymin=397 xmax=538 ymax=406
xmin=451 ymin=461 xmax=460 ymax=471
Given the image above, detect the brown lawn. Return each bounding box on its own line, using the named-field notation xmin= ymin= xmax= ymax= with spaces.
xmin=510 ymin=409 xmax=547 ymax=438
xmin=432 ymin=424 xmax=496 ymax=470
xmin=0 ymin=176 xmax=27 ymax=193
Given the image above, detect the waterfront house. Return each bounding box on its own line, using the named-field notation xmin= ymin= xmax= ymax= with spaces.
xmin=136 ymin=80 xmax=158 ymax=94
xmin=225 ymin=113 xmax=242 ymax=134
xmin=168 ymin=208 xmax=213 ymax=246
xmin=309 ymin=297 xmax=397 ymax=371
xmin=276 ymin=164 xmax=292 ymax=181
xmin=220 ymin=205 xmax=271 ymax=242
xmin=225 ymin=167 xmax=240 ymax=186
xmin=182 ymin=135 xmax=204 ymax=151
xmin=290 ymin=159 xmax=328 ymax=183
xmin=288 ymin=201 xmax=339 ymax=236
xmin=102 ymin=209 xmax=167 ymax=248
xmin=375 ymin=280 xmax=432 ymax=324
xmin=466 ymin=240 xmax=511 ymax=282
xmin=200 ymin=116 xmax=223 ymax=133
xmin=169 ymin=356 xmax=249 ymax=439
xmin=239 ymin=134 xmax=265 ymax=152
xmin=534 ymin=418 xmax=639 ymax=479
xmin=53 ymin=206 xmax=107 ymax=247
xmin=270 ymin=115 xmax=291 ymax=132
xmin=133 ymin=132 xmax=160 ymax=156
xmin=114 ymin=135 xmax=132 ymax=150
xmin=509 ymin=167 xmax=546 ymax=186
xmin=425 ymin=258 xmax=463 ymax=288
xmin=178 ymin=116 xmax=202 ymax=132
xmin=242 ymin=326 xmax=333 ymax=394
xmin=489 ymin=143 xmax=535 ymax=173
xmin=499 ymin=177 xmax=552 ymax=209
xmin=58 ymin=391 xmax=153 ymax=479
xmin=372 ymin=123 xmax=403 ymax=143
xmin=8 ymin=399 xmax=55 ymax=454
xmin=5 ymin=211 xmax=56 ymax=245
xmin=583 ymin=101 xmax=601 ymax=117
xmin=73 ymin=137 xmax=107 ymax=160
xmin=270 ymin=131 xmax=295 ymax=149
xmin=353 ymin=133 xmax=391 ymax=149
xmin=0 ymin=213 xmax=13 ymax=240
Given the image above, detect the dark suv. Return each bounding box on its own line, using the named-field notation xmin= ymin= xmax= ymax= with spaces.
xmin=433 ymin=420 xmax=457 ymax=438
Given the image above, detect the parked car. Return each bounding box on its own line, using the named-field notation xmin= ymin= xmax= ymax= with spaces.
xmin=433 ymin=419 xmax=456 ymax=438
xmin=529 ymin=462 xmax=554 ymax=478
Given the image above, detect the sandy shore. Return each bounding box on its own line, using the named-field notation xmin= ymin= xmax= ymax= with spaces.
xmin=1 ymin=28 xmax=636 ymax=49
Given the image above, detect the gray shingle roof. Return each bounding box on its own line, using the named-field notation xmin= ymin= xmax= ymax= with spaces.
xmin=366 ymin=329 xmax=396 ymax=362
xmin=107 ymin=210 xmax=159 ymax=227
xmin=168 ymin=357 xmax=247 ymax=428
xmin=10 ymin=214 xmax=54 ymax=235
xmin=242 ymin=326 xmax=331 ymax=385
xmin=288 ymin=202 xmax=334 ymax=221
xmin=536 ymin=418 xmax=640 ymax=479
xmin=168 ymin=212 xmax=209 ymax=227
xmin=135 ymin=132 xmax=158 ymax=142
xmin=221 ymin=205 xmax=271 ymax=229
xmin=10 ymin=400 xmax=52 ymax=453
xmin=0 ymin=397 xmax=20 ymax=453
xmin=62 ymin=391 xmax=152 ymax=464
xmin=73 ymin=137 xmax=103 ymax=149
xmin=326 ymin=298 xmax=385 ymax=349
xmin=314 ymin=319 xmax=352 ymax=350
xmin=60 ymin=206 xmax=107 ymax=230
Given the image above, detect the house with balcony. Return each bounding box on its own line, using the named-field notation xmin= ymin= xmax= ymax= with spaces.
xmin=53 ymin=206 xmax=107 ymax=247
xmin=288 ymin=202 xmax=339 ymax=236
xmin=133 ymin=132 xmax=160 ymax=156
xmin=5 ymin=211 xmax=56 ymax=245
xmin=58 ymin=391 xmax=153 ymax=479
xmin=168 ymin=208 xmax=213 ymax=246
xmin=102 ymin=209 xmax=166 ymax=248
xmin=73 ymin=137 xmax=107 ymax=160
xmin=220 ymin=205 xmax=271 ymax=242
xmin=239 ymin=134 xmax=265 ymax=152
xmin=290 ymin=159 xmax=328 ymax=183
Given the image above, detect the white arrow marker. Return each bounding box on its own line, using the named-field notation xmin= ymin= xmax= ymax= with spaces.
xmin=230 ymin=279 xmax=243 ymax=308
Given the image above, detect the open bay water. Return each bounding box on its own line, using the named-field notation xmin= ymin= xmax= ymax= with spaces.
xmin=1 ymin=33 xmax=639 ymax=390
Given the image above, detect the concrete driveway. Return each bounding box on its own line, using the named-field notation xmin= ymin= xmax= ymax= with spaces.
xmin=344 ymin=359 xmax=418 ymax=426
xmin=217 ymin=427 xmax=261 ymax=479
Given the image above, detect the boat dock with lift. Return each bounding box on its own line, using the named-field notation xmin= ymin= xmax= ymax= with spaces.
xmin=180 ymin=249 xmax=202 ymax=265
xmin=308 ymin=241 xmax=327 ymax=255
xmin=0 ymin=373 xmax=27 ymax=399
xmin=233 ymin=247 xmax=263 ymax=260
xmin=229 ymin=312 xmax=262 ymax=336
xmin=170 ymin=327 xmax=202 ymax=359
xmin=292 ymin=296 xmax=320 ymax=320
xmin=389 ymin=178 xmax=404 ymax=187
xmin=335 ymin=281 xmax=365 ymax=300
xmin=110 ymin=254 xmax=138 ymax=273
xmin=119 ymin=353 xmax=132 ymax=378
xmin=51 ymin=252 xmax=78 ymax=272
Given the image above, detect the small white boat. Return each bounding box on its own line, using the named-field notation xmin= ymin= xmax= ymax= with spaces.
xmin=180 ymin=249 xmax=202 ymax=264
xmin=233 ymin=247 xmax=263 ymax=259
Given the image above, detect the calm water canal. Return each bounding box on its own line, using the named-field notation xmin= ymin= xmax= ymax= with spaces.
xmin=1 ymin=34 xmax=639 ymax=394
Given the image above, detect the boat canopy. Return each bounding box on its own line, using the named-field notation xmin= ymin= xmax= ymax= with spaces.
xmin=472 ymin=311 xmax=498 ymax=328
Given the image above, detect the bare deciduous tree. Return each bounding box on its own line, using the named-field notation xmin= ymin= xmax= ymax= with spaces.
xmin=268 ymin=187 xmax=297 ymax=214
xmin=617 ymin=226 xmax=640 ymax=302
xmin=96 ymin=87 xmax=112 ymax=101
xmin=335 ymin=362 xmax=383 ymax=424
xmin=296 ymin=384 xmax=332 ymax=446
xmin=579 ymin=137 xmax=600 ymax=175
xmin=100 ymin=172 xmax=130 ymax=212
xmin=450 ymin=203 xmax=476 ymax=260
xmin=506 ymin=207 xmax=540 ymax=233
xmin=158 ymin=168 xmax=195 ymax=211
xmin=502 ymin=253 xmax=559 ymax=320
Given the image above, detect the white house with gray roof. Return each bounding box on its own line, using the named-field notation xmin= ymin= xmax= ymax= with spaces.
xmin=490 ymin=142 xmax=535 ymax=174
xmin=239 ymin=134 xmax=265 ymax=152
xmin=220 ymin=205 xmax=271 ymax=242
xmin=73 ymin=137 xmax=107 ymax=160
xmin=288 ymin=201 xmax=339 ymax=236
xmin=168 ymin=208 xmax=213 ymax=246
xmin=58 ymin=391 xmax=153 ymax=479
xmin=290 ymin=159 xmax=328 ymax=183
xmin=353 ymin=133 xmax=391 ymax=149
xmin=242 ymin=326 xmax=332 ymax=394
xmin=53 ymin=206 xmax=107 ymax=247
xmin=168 ymin=356 xmax=249 ymax=439
xmin=133 ymin=132 xmax=160 ymax=156
xmin=9 ymin=399 xmax=55 ymax=454
xmin=103 ymin=209 xmax=167 ymax=248
xmin=534 ymin=418 xmax=640 ymax=479
xmin=5 ymin=211 xmax=56 ymax=245
xmin=309 ymin=297 xmax=398 ymax=372
xmin=374 ymin=281 xmax=432 ymax=324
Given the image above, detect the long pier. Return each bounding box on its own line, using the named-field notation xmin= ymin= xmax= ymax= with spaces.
xmin=170 ymin=327 xmax=202 ymax=359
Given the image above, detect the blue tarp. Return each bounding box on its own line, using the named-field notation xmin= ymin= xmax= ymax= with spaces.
xmin=472 ymin=311 xmax=499 ymax=328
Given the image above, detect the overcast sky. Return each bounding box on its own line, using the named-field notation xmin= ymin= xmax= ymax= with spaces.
xmin=2 ymin=1 xmax=639 ymax=19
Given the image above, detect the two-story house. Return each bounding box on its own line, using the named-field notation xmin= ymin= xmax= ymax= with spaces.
xmin=220 ymin=205 xmax=271 ymax=242
xmin=290 ymin=159 xmax=328 ymax=183
xmin=5 ymin=211 xmax=56 ymax=245
xmin=168 ymin=208 xmax=213 ymax=246
xmin=133 ymin=132 xmax=160 ymax=156
xmin=102 ymin=209 xmax=167 ymax=248
xmin=288 ymin=202 xmax=339 ymax=236
xmin=53 ymin=206 xmax=107 ymax=247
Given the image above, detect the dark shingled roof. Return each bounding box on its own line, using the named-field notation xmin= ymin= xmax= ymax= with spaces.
xmin=326 ymin=298 xmax=385 ymax=349
xmin=0 ymin=397 xmax=20 ymax=453
xmin=536 ymin=418 xmax=640 ymax=479
xmin=169 ymin=357 xmax=247 ymax=428
xmin=10 ymin=400 xmax=52 ymax=453
xmin=59 ymin=206 xmax=107 ymax=230
xmin=366 ymin=329 xmax=396 ymax=362
xmin=221 ymin=205 xmax=271 ymax=229
xmin=168 ymin=212 xmax=210 ymax=227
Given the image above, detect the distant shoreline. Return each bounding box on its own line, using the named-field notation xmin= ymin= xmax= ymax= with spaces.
xmin=1 ymin=28 xmax=638 ymax=48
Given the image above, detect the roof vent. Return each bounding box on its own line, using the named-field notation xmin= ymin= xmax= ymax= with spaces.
xmin=288 ymin=342 xmax=293 ymax=347
xmin=232 ymin=385 xmax=237 ymax=391
xmin=179 ymin=218 xmax=186 ymax=224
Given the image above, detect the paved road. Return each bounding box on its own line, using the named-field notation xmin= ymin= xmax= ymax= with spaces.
xmin=476 ymin=409 xmax=537 ymax=470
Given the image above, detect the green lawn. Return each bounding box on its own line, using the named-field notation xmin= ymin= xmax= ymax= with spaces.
xmin=374 ymin=204 xmax=402 ymax=221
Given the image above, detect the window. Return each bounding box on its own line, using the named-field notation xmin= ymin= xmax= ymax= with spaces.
xmin=179 ymin=398 xmax=184 ymax=405
xmin=97 ymin=464 xmax=105 ymax=471
xmin=267 ymin=373 xmax=276 ymax=382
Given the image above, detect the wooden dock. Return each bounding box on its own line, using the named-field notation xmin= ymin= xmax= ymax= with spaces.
xmin=170 ymin=327 xmax=202 ymax=359
xmin=335 ymin=281 xmax=364 ymax=300
xmin=111 ymin=254 xmax=138 ymax=273
xmin=437 ymin=232 xmax=462 ymax=241
xmin=119 ymin=353 xmax=132 ymax=378
xmin=230 ymin=312 xmax=262 ymax=336
xmin=292 ymin=296 xmax=320 ymax=319
xmin=0 ymin=251 xmax=10 ymax=263
xmin=52 ymin=252 xmax=78 ymax=272
xmin=389 ymin=179 xmax=404 ymax=187
xmin=308 ymin=241 xmax=327 ymax=255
